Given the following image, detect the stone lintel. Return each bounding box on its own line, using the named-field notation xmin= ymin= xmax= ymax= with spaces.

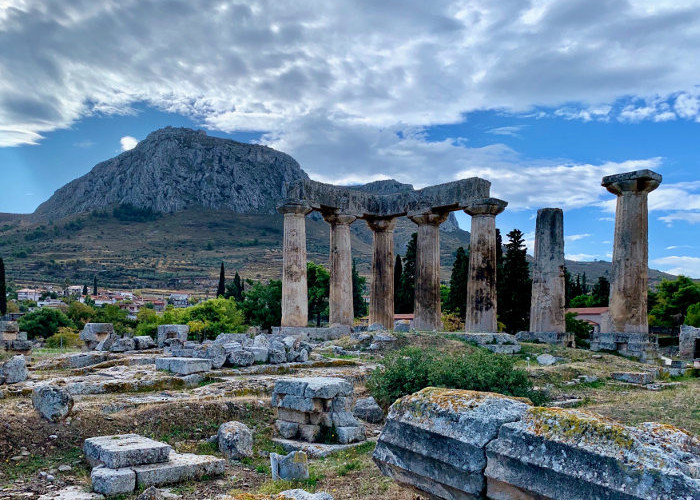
xmin=277 ymin=200 xmax=312 ymax=216
xmin=602 ymin=169 xmax=662 ymax=195
xmin=464 ymin=198 xmax=507 ymax=217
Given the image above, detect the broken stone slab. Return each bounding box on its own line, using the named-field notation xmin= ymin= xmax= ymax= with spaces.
xmin=485 ymin=408 xmax=700 ymax=500
xmin=279 ymin=490 xmax=334 ymax=500
xmin=110 ymin=337 xmax=136 ymax=352
xmin=155 ymin=357 xmax=211 ymax=375
xmin=9 ymin=339 xmax=33 ymax=352
xmin=133 ymin=336 xmax=157 ymax=350
xmin=226 ymin=348 xmax=255 ymax=367
xmin=80 ymin=323 xmax=115 ymax=350
xmin=156 ymin=325 xmax=189 ymax=347
xmin=516 ymin=330 xmax=574 ymax=346
xmin=32 ymin=385 xmax=73 ymax=422
xmin=303 ymin=377 xmax=353 ymax=399
xmin=91 ymin=466 xmax=135 ymax=496
xmin=611 ymin=371 xmax=656 ymax=385
xmin=217 ymin=421 xmax=253 ymax=460
xmin=353 ymin=397 xmax=384 ymax=423
xmin=246 ymin=346 xmax=269 ymax=363
xmin=132 ymin=452 xmax=226 ymax=488
xmin=95 ymin=333 xmax=117 ymax=352
xmin=214 ymin=333 xmax=252 ymax=346
xmin=84 ymin=434 xmax=172 ymax=469
xmin=536 ymin=353 xmax=557 ymax=366
xmin=277 ymin=420 xmax=300 ymax=439
xmin=0 ymin=320 xmax=19 ymax=333
xmin=277 ymin=395 xmax=322 ymax=413
xmin=459 ymin=332 xmax=521 ymax=354
xmin=337 ymin=426 xmax=365 ymax=444
xmin=372 ymin=387 xmax=530 ymax=499
xmin=1 ymin=355 xmax=28 ymax=384
xmin=268 ymin=347 xmax=287 ymax=364
xmin=270 ymin=450 xmax=309 ymax=480
xmin=192 ymin=343 xmax=226 ymax=369
xmin=67 ymin=353 xmax=111 ymax=368
xmin=273 ymin=438 xmax=376 ymax=458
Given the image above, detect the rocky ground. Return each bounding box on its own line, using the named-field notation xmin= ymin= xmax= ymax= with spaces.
xmin=0 ymin=333 xmax=697 ymax=499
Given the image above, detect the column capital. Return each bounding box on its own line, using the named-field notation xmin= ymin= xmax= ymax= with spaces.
xmin=464 ymin=198 xmax=507 ymax=217
xmin=365 ymin=216 xmax=397 ymax=233
xmin=408 ymin=210 xmax=450 ymax=226
xmin=602 ymin=169 xmax=662 ymax=196
xmin=277 ymin=200 xmax=312 ymax=216
xmin=321 ymin=211 xmax=357 ymax=225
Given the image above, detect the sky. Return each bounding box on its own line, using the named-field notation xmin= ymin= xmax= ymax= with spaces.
xmin=0 ymin=0 xmax=699 ymax=277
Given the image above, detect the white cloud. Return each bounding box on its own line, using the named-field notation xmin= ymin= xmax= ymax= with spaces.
xmin=666 ymin=244 xmax=693 ymax=250
xmin=119 ymin=136 xmax=138 ymax=151
xmin=565 ymin=233 xmax=591 ymax=242
xmin=3 ymin=0 xmax=700 ymax=150
xmin=566 ymin=253 xmax=600 ymax=262
xmin=651 ymin=255 xmax=700 ymax=278
xmin=487 ymin=126 xmax=523 ymax=137
xmin=659 ymin=211 xmax=700 ymax=225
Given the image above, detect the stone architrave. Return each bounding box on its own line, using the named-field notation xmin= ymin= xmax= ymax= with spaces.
xmin=365 ymin=217 xmax=398 ymax=330
xmin=529 ymin=208 xmax=565 ymax=333
xmin=409 ymin=211 xmax=449 ymax=331
xmin=464 ymin=198 xmax=507 ymax=333
xmin=602 ymin=170 xmax=661 ymax=333
xmin=278 ymin=201 xmax=312 ymax=327
xmin=322 ymin=212 xmax=357 ymax=326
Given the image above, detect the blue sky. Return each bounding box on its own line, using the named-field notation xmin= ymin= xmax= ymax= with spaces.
xmin=1 ymin=1 xmax=699 ymax=277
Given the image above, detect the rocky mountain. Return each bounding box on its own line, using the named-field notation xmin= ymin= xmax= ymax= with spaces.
xmin=33 ymin=127 xmax=309 ymax=219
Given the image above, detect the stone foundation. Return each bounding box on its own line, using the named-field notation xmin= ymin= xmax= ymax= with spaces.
xmin=679 ymin=325 xmax=700 ymax=360
xmin=589 ymin=331 xmax=658 ymax=360
xmin=516 ymin=330 xmax=574 ymax=347
xmin=459 ymin=332 xmax=521 ymax=354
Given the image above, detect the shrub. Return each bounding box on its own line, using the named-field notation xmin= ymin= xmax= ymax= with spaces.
xmin=441 ymin=312 xmax=464 ymax=332
xmin=367 ymin=346 xmax=547 ymax=408
xmin=18 ymin=308 xmax=74 ymax=339
xmin=45 ymin=327 xmax=81 ymax=348
xmin=566 ymin=312 xmax=593 ymax=348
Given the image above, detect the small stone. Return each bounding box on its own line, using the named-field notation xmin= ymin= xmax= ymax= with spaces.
xmin=217 ymin=421 xmax=253 ymax=460
xmin=49 ymin=435 xmax=58 ymax=440
xmin=135 ymin=486 xmax=165 ymax=500
xmin=57 ymin=465 xmax=72 ymax=472
xmin=46 ymin=474 xmax=55 ymax=482
xmin=32 ymin=385 xmax=74 ymax=422
xmin=353 ymin=397 xmax=384 ymax=423
xmin=1 ymin=355 xmax=28 ymax=384
xmin=279 ymin=490 xmax=334 ymax=500
xmin=536 ymin=354 xmax=556 ymax=366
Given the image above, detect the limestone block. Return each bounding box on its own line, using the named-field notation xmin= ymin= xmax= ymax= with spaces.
xmin=217 ymin=421 xmax=253 ymax=460
xmin=193 ymin=343 xmax=226 ymax=369
xmin=275 ymin=378 xmax=309 ymax=397
xmin=9 ymin=339 xmax=32 ymax=351
xmin=331 ymin=396 xmax=352 ymax=412
xmin=0 ymin=320 xmax=19 ymax=333
xmin=133 ymin=336 xmax=156 ymax=350
xmin=485 ymin=408 xmax=700 ymax=500
xmin=84 ymin=434 xmax=171 ymax=469
xmin=253 ymin=334 xmax=271 ymax=347
xmin=279 ymin=490 xmax=334 ymax=500
xmin=246 ymin=346 xmax=269 ymax=363
xmin=155 ymin=357 xmax=211 ymax=375
xmin=278 ymin=395 xmax=321 ymax=413
xmin=226 ymin=348 xmax=255 ymax=367
xmin=110 ymin=337 xmax=136 ymax=352
xmin=156 ymin=325 xmax=188 ymax=347
xmin=330 ymin=411 xmax=361 ymax=428
xmin=367 ymin=323 xmax=384 ymax=332
xmin=536 ymin=353 xmax=557 ymax=366
xmin=303 ymin=377 xmax=353 ymax=399
xmin=214 ymin=333 xmax=251 ymax=346
xmin=611 ymin=371 xmax=656 ymax=385
xmin=95 ymin=334 xmax=117 ymax=352
xmin=277 ymin=408 xmax=310 ymax=424
xmin=299 ymin=424 xmax=321 ymax=442
xmin=268 ymin=348 xmax=287 ymax=364
xmin=679 ymin=325 xmax=700 ymax=360
xmin=277 ymin=420 xmax=300 ymax=439
xmin=1 ymin=355 xmax=27 ymax=384
xmin=91 ymin=466 xmax=136 ymax=496
xmin=353 ymin=397 xmax=384 ymax=423
xmin=271 ymin=451 xmax=309 ymax=481
xmin=336 ymin=426 xmax=365 ymax=444
xmin=372 ymin=387 xmax=530 ymax=499
xmin=80 ymin=323 xmax=114 ymax=342
xmin=132 ymin=452 xmax=226 ymax=488
xmin=32 ymin=385 xmax=73 ymax=422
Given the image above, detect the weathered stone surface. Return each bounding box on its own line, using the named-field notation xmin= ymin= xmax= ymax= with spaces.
xmin=217 ymin=421 xmax=253 ymax=460
xmin=299 ymin=424 xmax=321 ymax=442
xmin=323 ymin=212 xmax=356 ymax=327
xmin=84 ymin=434 xmax=171 ymax=469
xmin=155 ymin=357 xmax=211 ymax=375
xmin=66 ymin=352 xmax=112 ymax=369
xmin=246 ymin=346 xmax=269 ymax=363
xmin=303 ymin=377 xmax=353 ymax=399
xmin=192 ymin=343 xmax=226 ymax=369
xmin=367 ymin=323 xmax=384 ymax=332
xmin=679 ymin=325 xmax=700 ymax=360
xmin=0 ymin=320 xmax=19 ymax=333
xmin=132 ymin=452 xmax=225 ymax=488
xmin=366 ymin=217 xmax=397 ymax=330
xmin=9 ymin=339 xmax=33 ymax=351
xmin=1 ymin=355 xmax=27 ymax=384
xmin=110 ymin=337 xmax=136 ymax=352
xmin=337 ymin=426 xmax=365 ymax=444
xmin=536 ymin=353 xmax=557 ymax=366
xmin=279 ymin=201 xmax=312 ymax=327
xmin=373 ymin=387 xmax=530 ymax=499
xmin=485 ymin=407 xmax=700 ymax=500
xmin=134 ymin=486 xmax=164 ymax=500
xmin=38 ymin=485 xmax=104 ymax=499
xmin=214 ymin=333 xmax=251 ymax=345
xmin=353 ymin=397 xmax=384 ymax=423
xmin=95 ymin=334 xmax=117 ymax=352
xmin=611 ymin=371 xmax=656 ymax=385
xmin=459 ymin=332 xmax=521 ymax=354
xmin=271 ymin=451 xmax=309 ymax=481
xmin=277 ymin=420 xmax=300 ymax=439
xmin=268 ymin=346 xmax=287 ymax=364
xmin=133 ymin=336 xmax=156 ymax=350
xmin=156 ymin=325 xmax=188 ymax=347
xmin=91 ymin=466 xmax=136 ymax=496
xmin=279 ymin=489 xmax=334 ymax=500
xmin=515 ymin=330 xmax=574 ymax=346
xmin=32 ymin=385 xmax=73 ymax=422
xmin=80 ymin=323 xmax=115 ymax=343
xmin=226 ymin=348 xmax=255 ymax=367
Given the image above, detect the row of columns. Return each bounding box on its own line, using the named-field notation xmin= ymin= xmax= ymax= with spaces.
xmin=279 ymin=198 xmax=508 ymax=332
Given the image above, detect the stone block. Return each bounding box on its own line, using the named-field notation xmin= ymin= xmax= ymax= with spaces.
xmin=226 ymin=348 xmax=255 ymax=367
xmin=536 ymin=353 xmax=556 ymax=366
xmin=278 ymin=395 xmax=321 ymax=413
xmin=270 ymin=451 xmax=309 ymax=481
xmin=679 ymin=325 xmax=700 ymax=360
xmin=217 ymin=421 xmax=253 ymax=460
xmin=372 ymin=387 xmax=530 ymax=499
xmin=84 ymin=434 xmax=171 ymax=469
xmin=332 ymin=396 xmax=352 ymax=412
xmin=32 ymin=385 xmax=73 ymax=422
xmin=1 ymin=355 xmax=27 ymax=384
xmin=277 ymin=408 xmax=310 ymax=424
xmin=95 ymin=334 xmax=117 ymax=352
xmin=253 ymin=334 xmax=271 ymax=347
xmin=9 ymin=339 xmax=32 ymax=351
xmin=308 ymin=412 xmax=332 ymax=427
xmin=274 ymin=378 xmax=309 ymax=397
xmin=279 ymin=490 xmax=334 ymax=500
xmin=330 ymin=411 xmax=360 ymax=428
xmin=155 ymin=357 xmax=211 ymax=375
xmin=132 ymin=452 xmax=225 ymax=488
xmin=0 ymin=320 xmax=19 ymax=333
xmin=268 ymin=348 xmax=287 ymax=364
xmin=91 ymin=466 xmax=136 ymax=496
xmin=303 ymin=377 xmax=353 ymax=399
xmin=80 ymin=323 xmax=114 ymax=342
xmin=336 ymin=426 xmax=365 ymax=444
xmin=156 ymin=325 xmax=188 ymax=347
xmin=299 ymin=424 xmax=321 ymax=442
xmin=277 ymin=420 xmax=300 ymax=439
xmin=214 ymin=333 xmax=251 ymax=345
xmin=133 ymin=336 xmax=156 ymax=350
xmin=111 ymin=337 xmax=136 ymax=352
xmin=611 ymin=371 xmax=656 ymax=384
xmin=353 ymin=397 xmax=384 ymax=423
xmin=246 ymin=346 xmax=269 ymax=363
xmin=193 ymin=343 xmax=226 ymax=369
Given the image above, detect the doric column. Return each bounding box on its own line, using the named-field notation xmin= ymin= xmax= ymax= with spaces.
xmin=322 ymin=212 xmax=357 ymax=326
xmin=365 ymin=217 xmax=398 ymax=329
xmin=602 ymin=169 xmax=661 ymax=333
xmin=529 ymin=208 xmax=566 ymax=333
xmin=409 ymin=211 xmax=450 ymax=331
xmin=464 ymin=198 xmax=507 ymax=333
xmin=278 ymin=201 xmax=312 ymax=327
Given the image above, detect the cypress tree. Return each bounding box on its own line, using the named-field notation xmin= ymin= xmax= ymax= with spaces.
xmin=446 ymin=247 xmax=469 ymax=319
xmin=399 ymin=232 xmax=417 ymax=313
xmin=82 ymin=284 xmax=88 ymax=296
xmin=393 ymin=255 xmax=403 ymax=313
xmin=93 ymin=275 xmax=98 ymax=296
xmin=0 ymin=258 xmax=6 ymax=317
xmin=217 ymin=262 xmax=226 ymax=297
xmin=591 ymin=275 xmax=610 ymax=306
xmin=352 ymin=259 xmax=368 ymax=318
xmin=233 ymin=272 xmax=243 ymax=301
xmin=499 ymin=229 xmax=531 ymax=333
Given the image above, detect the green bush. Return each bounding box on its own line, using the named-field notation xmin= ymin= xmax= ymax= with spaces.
xmin=45 ymin=327 xmax=81 ymax=348
xmin=566 ymin=312 xmax=593 ymax=348
xmin=366 ymin=346 xmax=547 ymax=408
xmin=18 ymin=308 xmax=74 ymax=339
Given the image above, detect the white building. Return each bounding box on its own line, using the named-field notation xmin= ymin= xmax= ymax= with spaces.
xmin=17 ymin=289 xmax=41 ymax=301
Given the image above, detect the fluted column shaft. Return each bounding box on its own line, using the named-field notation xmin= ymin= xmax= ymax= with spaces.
xmin=530 ymin=208 xmax=566 ymax=333
xmin=366 ymin=217 xmax=397 ymax=329
xmin=323 ymin=213 xmax=356 ymax=326
xmin=409 ymin=212 xmax=449 ymax=331
xmin=278 ymin=202 xmax=312 ymax=327
xmin=603 ymin=170 xmax=661 ymax=333
xmin=464 ymin=198 xmax=507 ymax=333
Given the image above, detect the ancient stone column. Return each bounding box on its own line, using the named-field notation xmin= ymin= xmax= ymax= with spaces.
xmin=602 ymin=169 xmax=662 ymax=333
xmin=464 ymin=198 xmax=507 ymax=333
xmin=409 ymin=211 xmax=450 ymax=331
xmin=323 ymin=212 xmax=357 ymax=326
xmin=366 ymin=217 xmax=398 ymax=329
xmin=529 ymin=208 xmax=566 ymax=333
xmin=278 ymin=201 xmax=312 ymax=327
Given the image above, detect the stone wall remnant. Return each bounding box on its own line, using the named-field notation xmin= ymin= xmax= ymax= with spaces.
xmin=80 ymin=323 xmax=115 ymax=351
xmin=157 ymin=325 xmax=188 ymax=347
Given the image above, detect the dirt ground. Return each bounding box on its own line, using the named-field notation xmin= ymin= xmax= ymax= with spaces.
xmin=0 ymin=335 xmax=697 ymax=499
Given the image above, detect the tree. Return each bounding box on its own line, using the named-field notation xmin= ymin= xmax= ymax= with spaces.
xmin=18 ymin=308 xmax=74 ymax=339
xmin=82 ymin=284 xmax=88 ymax=296
xmin=307 ymin=262 xmax=330 ymax=326
xmin=446 ymin=247 xmax=469 ymax=319
xmin=590 ymin=275 xmax=610 ymax=306
xmin=393 ymin=255 xmax=403 ymax=313
xmin=67 ymin=301 xmax=95 ymax=329
xmin=93 ymin=275 xmax=98 ymax=295
xmin=566 ymin=312 xmax=593 ymax=348
xmin=395 ymin=233 xmax=417 ymax=314
xmin=93 ymin=304 xmax=133 ymax=334
xmin=649 ymin=275 xmax=700 ymax=326
xmin=564 ymin=267 xmax=574 ymax=307
xmin=241 ymin=280 xmax=282 ymax=330
xmin=499 ymin=229 xmax=531 ymax=333
xmin=225 ymin=271 xmax=244 ymax=301
xmin=685 ymin=302 xmax=700 ymax=327
xmin=352 ymin=259 xmax=368 ymax=318
xmin=0 ymin=257 xmax=6 ymax=316
xmin=217 ymin=262 xmax=226 ymax=297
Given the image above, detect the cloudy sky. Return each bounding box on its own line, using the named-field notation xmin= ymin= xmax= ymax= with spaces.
xmin=1 ymin=0 xmax=699 ymax=276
